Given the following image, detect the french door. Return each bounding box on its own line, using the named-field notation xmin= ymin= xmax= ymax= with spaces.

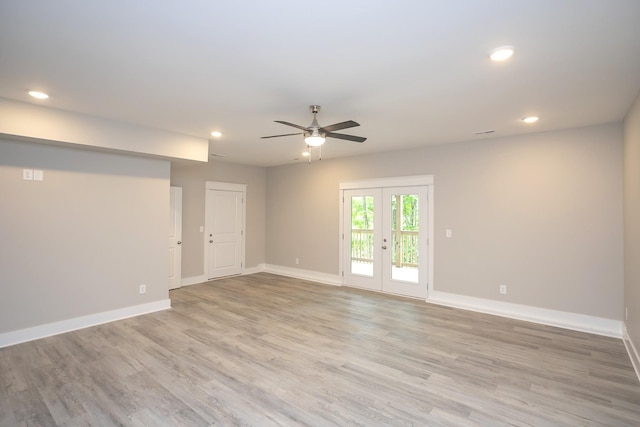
xmin=342 ymin=185 xmax=430 ymax=299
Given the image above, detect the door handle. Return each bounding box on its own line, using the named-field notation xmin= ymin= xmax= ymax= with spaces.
xmin=209 ymin=240 xmax=213 ymax=243
xmin=177 ymin=241 xmax=182 ymax=245
xmin=382 ymin=245 xmax=387 ymax=249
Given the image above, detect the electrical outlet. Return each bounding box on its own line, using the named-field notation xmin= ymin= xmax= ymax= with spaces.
xmin=499 ymin=285 xmax=507 ymax=295
xmin=445 ymin=229 xmax=453 ymax=238
xmin=139 ymin=284 xmax=146 ymax=294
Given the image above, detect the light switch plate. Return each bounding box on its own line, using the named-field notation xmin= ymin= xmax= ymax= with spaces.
xmin=23 ymin=169 xmax=33 ymax=180
xmin=33 ymin=170 xmax=44 ymax=181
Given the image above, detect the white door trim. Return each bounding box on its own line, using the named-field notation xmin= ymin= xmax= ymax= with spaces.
xmin=204 ymin=181 xmax=247 ymax=280
xmin=339 ymin=175 xmax=434 ymax=299
xmin=340 ymin=175 xmax=433 ymax=190
xmin=206 ymin=181 xmax=248 ymax=192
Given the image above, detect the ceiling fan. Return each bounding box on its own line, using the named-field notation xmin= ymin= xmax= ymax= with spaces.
xmin=261 ymin=105 xmax=367 ymax=148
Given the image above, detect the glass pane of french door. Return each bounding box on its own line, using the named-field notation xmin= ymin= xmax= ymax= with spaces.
xmin=350 ymin=194 xmax=375 ymax=277
xmin=390 ymin=193 xmax=419 ymax=283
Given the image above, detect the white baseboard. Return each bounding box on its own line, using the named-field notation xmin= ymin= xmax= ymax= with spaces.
xmin=0 ymin=299 xmax=171 ymax=349
xmin=263 ymin=264 xmax=341 ymax=286
xmin=243 ymin=264 xmax=266 ymax=275
xmin=181 ymin=265 xmax=265 ymax=287
xmin=428 ymin=290 xmax=623 ymax=338
xmin=181 ymin=275 xmax=207 ymax=287
xmin=623 ymin=325 xmax=640 ymax=383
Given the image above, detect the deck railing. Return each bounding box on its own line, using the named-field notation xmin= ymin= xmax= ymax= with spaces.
xmin=351 ymin=229 xmax=375 ymax=263
xmin=351 ymin=229 xmax=418 ymax=267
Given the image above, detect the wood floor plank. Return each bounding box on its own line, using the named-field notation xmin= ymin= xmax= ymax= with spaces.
xmin=1 ymin=272 xmax=640 ymax=426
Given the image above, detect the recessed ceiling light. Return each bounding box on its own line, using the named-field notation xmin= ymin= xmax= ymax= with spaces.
xmin=489 ymin=46 xmax=515 ymax=61
xmin=28 ymin=90 xmax=49 ymax=99
xmin=210 ymin=131 xmax=223 ymax=138
xmin=522 ymin=116 xmax=539 ymax=124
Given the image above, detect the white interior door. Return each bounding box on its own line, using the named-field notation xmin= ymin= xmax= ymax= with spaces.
xmin=205 ymin=185 xmax=245 ymax=279
xmin=342 ymin=184 xmax=430 ymax=299
xmin=168 ymin=186 xmax=182 ymax=290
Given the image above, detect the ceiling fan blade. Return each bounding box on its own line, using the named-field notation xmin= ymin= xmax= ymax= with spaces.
xmin=274 ymin=120 xmax=308 ymax=131
xmin=326 ymin=132 xmax=367 ymax=143
xmin=320 ymin=120 xmax=360 ymax=133
xmin=261 ymin=132 xmax=303 ymax=139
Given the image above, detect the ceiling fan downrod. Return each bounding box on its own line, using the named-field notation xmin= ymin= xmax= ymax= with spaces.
xmin=307 ymin=105 xmax=323 ymax=136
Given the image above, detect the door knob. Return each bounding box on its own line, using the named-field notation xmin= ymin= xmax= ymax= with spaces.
xmin=177 ymin=241 xmax=182 ymax=245
xmin=382 ymin=245 xmax=387 ymax=249
xmin=209 ymin=240 xmax=213 ymax=243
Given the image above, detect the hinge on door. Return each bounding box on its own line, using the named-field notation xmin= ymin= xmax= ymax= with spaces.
xmin=342 ymin=271 xmax=344 ymax=276
xmin=241 ymin=230 xmax=244 ymax=236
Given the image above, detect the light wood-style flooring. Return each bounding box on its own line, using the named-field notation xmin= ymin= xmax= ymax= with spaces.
xmin=1 ymin=273 xmax=639 ymax=426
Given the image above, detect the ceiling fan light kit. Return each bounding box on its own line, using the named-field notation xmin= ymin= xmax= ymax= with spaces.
xmin=262 ymin=105 xmax=366 ymax=162
xmin=304 ymin=132 xmax=326 ymax=147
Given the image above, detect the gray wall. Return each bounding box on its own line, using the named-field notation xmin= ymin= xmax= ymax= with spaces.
xmin=0 ymin=139 xmax=170 ymax=333
xmin=624 ymin=92 xmax=640 ymax=345
xmin=170 ymin=159 xmax=266 ymax=279
xmin=266 ymin=123 xmax=624 ymax=320
xmin=1 ymin=118 xmax=627 ymax=336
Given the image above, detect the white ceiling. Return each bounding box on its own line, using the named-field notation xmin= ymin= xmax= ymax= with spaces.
xmin=1 ymin=1 xmax=639 ymax=167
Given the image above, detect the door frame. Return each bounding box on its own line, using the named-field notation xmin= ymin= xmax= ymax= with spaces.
xmin=339 ymin=175 xmax=434 ymax=299
xmin=204 ymin=181 xmax=247 ymax=280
